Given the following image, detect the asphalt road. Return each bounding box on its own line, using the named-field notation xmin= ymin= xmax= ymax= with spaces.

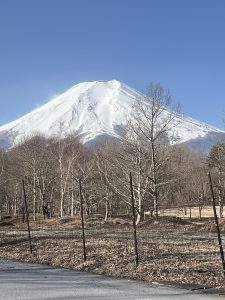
xmin=0 ymin=259 xmax=224 ymax=300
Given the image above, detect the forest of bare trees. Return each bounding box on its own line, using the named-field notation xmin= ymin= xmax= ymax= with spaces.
xmin=0 ymin=84 xmax=224 ymax=223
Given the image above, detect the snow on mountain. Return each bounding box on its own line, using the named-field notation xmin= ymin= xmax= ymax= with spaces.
xmin=0 ymin=79 xmax=224 ymax=150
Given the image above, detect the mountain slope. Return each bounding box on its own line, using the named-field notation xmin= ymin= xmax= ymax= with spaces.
xmin=0 ymin=79 xmax=224 ymax=150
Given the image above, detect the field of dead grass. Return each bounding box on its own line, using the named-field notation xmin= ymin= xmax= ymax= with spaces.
xmin=0 ymin=215 xmax=225 ymax=290
xmin=158 ymin=206 xmax=218 ymax=219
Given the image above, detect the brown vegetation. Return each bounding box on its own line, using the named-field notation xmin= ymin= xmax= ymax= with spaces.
xmin=0 ymin=216 xmax=224 ymax=289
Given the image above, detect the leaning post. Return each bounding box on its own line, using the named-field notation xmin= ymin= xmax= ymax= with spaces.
xmin=22 ymin=179 xmax=33 ymax=254
xmin=79 ymin=178 xmax=86 ymax=261
xmin=129 ymin=172 xmax=139 ymax=268
xmin=208 ymin=171 xmax=225 ymax=277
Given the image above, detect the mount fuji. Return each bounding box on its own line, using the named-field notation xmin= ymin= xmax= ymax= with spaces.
xmin=0 ymin=79 xmax=225 ymax=151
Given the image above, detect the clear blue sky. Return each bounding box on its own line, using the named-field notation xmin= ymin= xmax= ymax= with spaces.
xmin=0 ymin=0 xmax=225 ymax=128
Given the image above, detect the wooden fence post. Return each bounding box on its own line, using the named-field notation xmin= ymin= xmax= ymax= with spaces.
xmin=208 ymin=172 xmax=225 ymax=277
xmin=22 ymin=179 xmax=33 ymax=254
xmin=79 ymin=179 xmax=86 ymax=261
xmin=129 ymin=172 xmax=139 ymax=268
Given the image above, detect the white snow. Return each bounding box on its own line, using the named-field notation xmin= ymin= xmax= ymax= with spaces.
xmin=0 ymin=79 xmax=224 ymax=148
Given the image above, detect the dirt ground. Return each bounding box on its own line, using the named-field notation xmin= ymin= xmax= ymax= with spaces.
xmin=0 ymin=215 xmax=225 ymax=290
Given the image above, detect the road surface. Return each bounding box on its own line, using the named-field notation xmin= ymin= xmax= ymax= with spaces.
xmin=0 ymin=259 xmax=224 ymax=300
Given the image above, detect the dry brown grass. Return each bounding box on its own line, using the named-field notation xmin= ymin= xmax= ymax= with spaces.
xmin=0 ymin=215 xmax=225 ymax=290
xmin=158 ymin=206 xmax=217 ymax=219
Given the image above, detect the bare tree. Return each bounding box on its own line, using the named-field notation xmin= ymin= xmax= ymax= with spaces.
xmin=126 ymin=82 xmax=180 ymax=217
xmin=209 ymin=143 xmax=225 ymax=218
xmin=49 ymin=135 xmax=82 ymax=217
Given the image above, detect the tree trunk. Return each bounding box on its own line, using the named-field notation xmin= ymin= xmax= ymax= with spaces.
xmin=104 ymin=182 xmax=109 ymax=221
xmin=189 ymin=206 xmax=192 ymax=219
xmin=33 ymin=173 xmax=36 ymax=221
xmin=151 ymin=142 xmax=158 ymax=218
xmin=105 ymin=199 xmax=109 ymax=222
xmin=218 ymin=168 xmax=223 ymax=218
xmin=198 ymin=206 xmax=202 ymax=220
xmin=136 ymin=145 xmax=143 ymax=224
xmin=71 ymin=188 xmax=74 ymax=217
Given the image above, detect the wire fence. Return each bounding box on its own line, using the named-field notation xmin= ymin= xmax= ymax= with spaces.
xmin=0 ymin=212 xmax=224 ymax=290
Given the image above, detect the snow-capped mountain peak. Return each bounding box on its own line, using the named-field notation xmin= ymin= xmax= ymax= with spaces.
xmin=0 ymin=79 xmax=224 ymax=150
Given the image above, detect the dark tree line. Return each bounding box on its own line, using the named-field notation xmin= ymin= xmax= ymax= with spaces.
xmin=0 ymin=83 xmax=224 ymax=222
